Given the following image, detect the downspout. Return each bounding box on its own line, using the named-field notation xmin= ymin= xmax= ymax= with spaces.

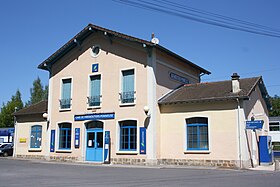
xmin=236 ymin=98 xmax=242 ymax=168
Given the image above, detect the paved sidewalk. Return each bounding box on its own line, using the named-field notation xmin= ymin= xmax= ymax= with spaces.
xmin=249 ymin=163 xmax=277 ymax=171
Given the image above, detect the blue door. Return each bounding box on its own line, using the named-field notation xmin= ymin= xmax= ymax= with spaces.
xmin=86 ymin=129 xmax=103 ymax=162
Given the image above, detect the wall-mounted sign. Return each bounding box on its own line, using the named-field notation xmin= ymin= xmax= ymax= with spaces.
xmin=246 ymin=120 xmax=264 ymax=130
xmin=92 ymin=64 xmax=99 ymax=73
xmin=169 ymin=72 xmax=190 ymax=84
xmin=140 ymin=127 xmax=146 ymax=154
xmin=19 ymin=138 xmax=26 ymax=143
xmin=104 ymin=131 xmax=110 ymax=163
xmin=74 ymin=113 xmax=115 ymax=121
xmin=50 ymin=130 xmax=55 ymax=152
xmin=74 ymin=128 xmax=80 ymax=148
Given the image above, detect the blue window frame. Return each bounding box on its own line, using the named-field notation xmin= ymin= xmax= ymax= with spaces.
xmin=186 ymin=117 xmax=209 ymax=150
xmin=121 ymin=69 xmax=135 ymax=104
xmin=60 ymin=78 xmax=72 ymax=109
xmin=119 ymin=120 xmax=137 ymax=151
xmin=30 ymin=125 xmax=42 ymax=148
xmin=88 ymin=75 xmax=101 ymax=107
xmin=59 ymin=123 xmax=71 ymax=149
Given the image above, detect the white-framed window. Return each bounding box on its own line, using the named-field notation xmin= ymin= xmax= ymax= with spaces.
xmin=269 ymin=122 xmax=280 ymax=131
xmin=119 ymin=120 xmax=137 ymax=151
xmin=60 ymin=78 xmax=72 ymax=110
xmin=120 ymin=69 xmax=135 ymax=105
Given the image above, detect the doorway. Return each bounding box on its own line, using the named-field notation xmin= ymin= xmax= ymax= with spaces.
xmin=85 ymin=121 xmax=103 ymax=162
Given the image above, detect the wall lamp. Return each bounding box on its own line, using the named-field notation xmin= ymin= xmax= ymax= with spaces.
xmin=144 ymin=106 xmax=151 ymax=117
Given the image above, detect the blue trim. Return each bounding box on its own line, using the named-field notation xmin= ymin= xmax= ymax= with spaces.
xmin=186 ymin=122 xmax=209 ymax=151
xmin=50 ymin=130 xmax=55 ymax=152
xmin=59 ymin=126 xmax=71 ymax=149
xmin=30 ymin=125 xmax=42 ymax=148
xmin=74 ymin=113 xmax=115 ymax=121
xmin=120 ymin=124 xmax=137 ymax=151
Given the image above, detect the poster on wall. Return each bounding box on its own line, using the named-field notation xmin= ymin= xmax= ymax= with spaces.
xmin=104 ymin=131 xmax=110 ymax=164
xmin=50 ymin=130 xmax=55 ymax=152
xmin=75 ymin=128 xmax=80 ymax=148
xmin=140 ymin=127 xmax=146 ymax=154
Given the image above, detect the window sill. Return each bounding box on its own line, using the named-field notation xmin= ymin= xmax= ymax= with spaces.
xmin=119 ymin=103 xmax=136 ymax=107
xmin=184 ymin=150 xmax=211 ymax=154
xmin=87 ymin=106 xmax=101 ymax=110
xmin=28 ymin=148 xmax=42 ymax=152
xmin=59 ymin=108 xmax=72 ymax=112
xmin=116 ymin=151 xmax=138 ymax=155
xmin=55 ymin=149 xmax=72 ymax=153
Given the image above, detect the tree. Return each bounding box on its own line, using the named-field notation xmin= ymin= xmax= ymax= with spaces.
xmin=269 ymin=95 xmax=280 ymax=117
xmin=26 ymin=77 xmax=48 ymax=106
xmin=0 ymin=90 xmax=23 ymax=127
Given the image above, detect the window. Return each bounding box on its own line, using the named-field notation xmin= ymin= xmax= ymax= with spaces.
xmin=269 ymin=122 xmax=280 ymax=131
xmin=186 ymin=117 xmax=209 ymax=150
xmin=88 ymin=75 xmax=101 ymax=107
xmin=30 ymin=125 xmax=42 ymax=148
xmin=119 ymin=120 xmax=137 ymax=151
xmin=59 ymin=123 xmax=71 ymax=149
xmin=60 ymin=78 xmax=72 ymax=109
xmin=91 ymin=45 xmax=101 ymax=57
xmin=120 ymin=69 xmax=135 ymax=104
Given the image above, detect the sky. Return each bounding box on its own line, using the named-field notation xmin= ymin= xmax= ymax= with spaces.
xmin=0 ymin=0 xmax=279 ymax=105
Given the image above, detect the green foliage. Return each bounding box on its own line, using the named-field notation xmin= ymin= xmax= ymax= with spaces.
xmin=26 ymin=77 xmax=48 ymax=106
xmin=0 ymin=90 xmax=23 ymax=127
xmin=269 ymin=95 xmax=280 ymax=117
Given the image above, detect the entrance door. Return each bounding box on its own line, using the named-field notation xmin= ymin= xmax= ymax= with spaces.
xmin=86 ymin=129 xmax=103 ymax=162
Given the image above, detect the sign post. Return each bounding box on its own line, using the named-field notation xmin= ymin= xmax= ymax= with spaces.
xmin=246 ymin=120 xmax=264 ymax=130
xmin=104 ymin=131 xmax=110 ymax=164
xmin=50 ymin=130 xmax=55 ymax=152
xmin=140 ymin=127 xmax=146 ymax=154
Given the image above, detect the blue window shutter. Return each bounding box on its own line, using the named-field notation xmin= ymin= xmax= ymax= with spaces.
xmin=91 ymin=75 xmax=101 ymax=97
xmin=61 ymin=79 xmax=72 ymax=109
xmin=122 ymin=70 xmax=134 ymax=93
xmin=122 ymin=70 xmax=134 ymax=103
xmin=62 ymin=79 xmax=71 ymax=100
xmin=90 ymin=75 xmax=101 ymax=106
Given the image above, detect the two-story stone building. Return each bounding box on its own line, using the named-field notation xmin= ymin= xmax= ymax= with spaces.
xmin=14 ymin=24 xmax=270 ymax=168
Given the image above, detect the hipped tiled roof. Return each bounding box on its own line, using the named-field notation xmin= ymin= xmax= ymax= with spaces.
xmin=159 ymin=77 xmax=269 ymax=105
xmin=13 ymin=100 xmax=48 ymax=116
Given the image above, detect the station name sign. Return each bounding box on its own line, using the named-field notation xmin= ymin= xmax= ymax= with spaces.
xmin=246 ymin=120 xmax=264 ymax=130
xmin=169 ymin=72 xmax=190 ymax=84
xmin=74 ymin=113 xmax=115 ymax=121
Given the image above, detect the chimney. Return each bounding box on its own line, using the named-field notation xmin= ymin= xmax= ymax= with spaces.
xmin=151 ymin=32 xmax=155 ymax=39
xmin=231 ymin=73 xmax=241 ymax=93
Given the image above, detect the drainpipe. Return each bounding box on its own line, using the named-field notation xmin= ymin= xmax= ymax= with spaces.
xmin=236 ymin=98 xmax=242 ymax=168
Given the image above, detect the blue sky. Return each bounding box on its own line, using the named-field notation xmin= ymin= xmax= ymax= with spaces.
xmin=0 ymin=0 xmax=279 ymax=105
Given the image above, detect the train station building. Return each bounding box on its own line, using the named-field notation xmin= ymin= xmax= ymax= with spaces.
xmin=13 ymin=24 xmax=270 ymax=168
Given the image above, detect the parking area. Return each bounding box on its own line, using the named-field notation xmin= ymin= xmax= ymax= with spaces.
xmin=0 ymin=158 xmax=279 ymax=187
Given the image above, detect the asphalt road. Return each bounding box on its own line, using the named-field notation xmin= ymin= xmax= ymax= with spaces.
xmin=0 ymin=158 xmax=279 ymax=187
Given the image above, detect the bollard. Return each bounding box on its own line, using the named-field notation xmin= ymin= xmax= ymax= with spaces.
xmin=275 ymin=160 xmax=279 ymax=171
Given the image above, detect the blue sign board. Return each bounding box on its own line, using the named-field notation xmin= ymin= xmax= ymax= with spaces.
xmin=92 ymin=64 xmax=99 ymax=73
xmin=170 ymin=72 xmax=190 ymax=84
xmin=104 ymin=131 xmax=110 ymax=163
xmin=74 ymin=113 xmax=115 ymax=121
xmin=140 ymin=127 xmax=146 ymax=154
xmin=246 ymin=120 xmax=264 ymax=130
xmin=50 ymin=130 xmax=55 ymax=152
xmin=74 ymin=128 xmax=80 ymax=148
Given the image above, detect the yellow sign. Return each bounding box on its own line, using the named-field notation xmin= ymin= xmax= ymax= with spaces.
xmin=19 ymin=138 xmax=27 ymax=143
